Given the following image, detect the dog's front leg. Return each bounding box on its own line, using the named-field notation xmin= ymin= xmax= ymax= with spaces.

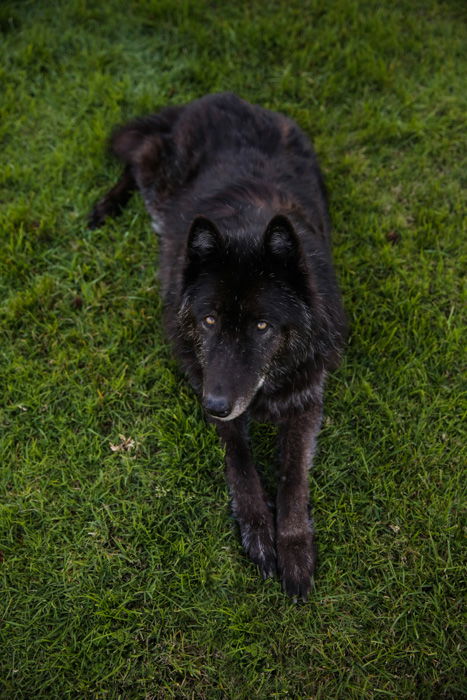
xmin=214 ymin=416 xmax=277 ymax=579
xmin=276 ymin=403 xmax=323 ymax=599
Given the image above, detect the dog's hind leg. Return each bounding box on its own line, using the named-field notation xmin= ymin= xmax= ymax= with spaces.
xmin=88 ymin=106 xmax=184 ymax=230
xmin=88 ymin=166 xmax=136 ymax=229
xmin=214 ymin=416 xmax=277 ymax=580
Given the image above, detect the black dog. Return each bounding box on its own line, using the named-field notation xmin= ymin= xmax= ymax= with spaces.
xmin=90 ymin=93 xmax=346 ymax=598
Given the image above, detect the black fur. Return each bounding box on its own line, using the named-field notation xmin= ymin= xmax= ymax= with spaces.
xmin=90 ymin=93 xmax=347 ymax=599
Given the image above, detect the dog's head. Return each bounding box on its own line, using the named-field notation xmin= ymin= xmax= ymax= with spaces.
xmin=179 ymin=215 xmax=313 ymax=420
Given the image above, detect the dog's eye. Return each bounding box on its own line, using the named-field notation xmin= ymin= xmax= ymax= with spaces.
xmin=257 ymin=320 xmax=269 ymax=331
xmin=204 ymin=315 xmax=217 ymax=327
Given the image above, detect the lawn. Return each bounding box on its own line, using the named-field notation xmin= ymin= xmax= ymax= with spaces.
xmin=0 ymin=0 xmax=466 ymax=697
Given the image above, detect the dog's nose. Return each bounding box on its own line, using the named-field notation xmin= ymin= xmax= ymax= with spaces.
xmin=203 ymin=394 xmax=231 ymax=418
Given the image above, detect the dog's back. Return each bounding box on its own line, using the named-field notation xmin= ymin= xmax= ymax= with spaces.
xmin=106 ymin=94 xmax=328 ymax=231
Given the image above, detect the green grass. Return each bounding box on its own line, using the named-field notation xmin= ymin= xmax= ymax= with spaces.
xmin=1 ymin=0 xmax=466 ymax=696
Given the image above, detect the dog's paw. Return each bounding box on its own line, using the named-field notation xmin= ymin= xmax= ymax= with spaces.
xmin=240 ymin=516 xmax=277 ymax=580
xmin=277 ymin=530 xmax=316 ymax=600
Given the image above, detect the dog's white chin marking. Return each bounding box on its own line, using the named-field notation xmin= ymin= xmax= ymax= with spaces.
xmin=213 ymin=404 xmax=246 ymax=422
xmin=210 ymin=377 xmax=265 ymax=422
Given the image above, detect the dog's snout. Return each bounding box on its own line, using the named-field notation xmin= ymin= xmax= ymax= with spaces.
xmin=203 ymin=394 xmax=231 ymax=418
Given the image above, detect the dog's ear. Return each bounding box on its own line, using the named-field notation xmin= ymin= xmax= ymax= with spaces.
xmin=187 ymin=217 xmax=221 ymax=261
xmin=263 ymin=215 xmax=302 ymax=263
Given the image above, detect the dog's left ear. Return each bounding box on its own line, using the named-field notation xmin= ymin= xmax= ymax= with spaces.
xmin=187 ymin=217 xmax=222 ymax=261
xmin=263 ymin=215 xmax=302 ymax=263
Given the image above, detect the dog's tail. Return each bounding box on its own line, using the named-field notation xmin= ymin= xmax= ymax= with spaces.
xmin=88 ymin=105 xmax=183 ymax=229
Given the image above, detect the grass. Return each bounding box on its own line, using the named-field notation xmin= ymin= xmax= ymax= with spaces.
xmin=0 ymin=0 xmax=466 ymax=696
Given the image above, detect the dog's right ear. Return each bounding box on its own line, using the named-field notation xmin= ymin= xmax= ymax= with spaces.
xmin=187 ymin=217 xmax=221 ymax=261
xmin=263 ymin=215 xmax=302 ymax=262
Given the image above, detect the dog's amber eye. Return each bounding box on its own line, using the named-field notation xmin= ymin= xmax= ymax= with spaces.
xmin=257 ymin=320 xmax=269 ymax=331
xmin=204 ymin=315 xmax=216 ymax=326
